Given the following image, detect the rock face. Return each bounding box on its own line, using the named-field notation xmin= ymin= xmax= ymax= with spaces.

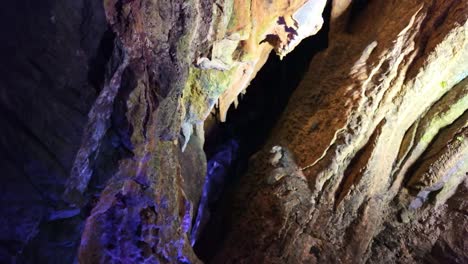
xmin=1 ymin=0 xmax=467 ymax=263
xmin=70 ymin=0 xmax=327 ymax=263
xmin=215 ymin=0 xmax=468 ymax=263
xmin=0 ymin=0 xmax=111 ymax=262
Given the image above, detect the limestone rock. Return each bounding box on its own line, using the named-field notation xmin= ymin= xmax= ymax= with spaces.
xmin=71 ymin=0 xmax=327 ymax=262
xmin=215 ymin=0 xmax=468 ymax=263
xmin=2 ymin=0 xmax=467 ymax=263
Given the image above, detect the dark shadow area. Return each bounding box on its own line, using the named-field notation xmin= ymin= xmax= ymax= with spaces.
xmin=346 ymin=0 xmax=372 ymax=33
xmin=194 ymin=2 xmax=332 ymax=262
xmin=0 ymin=0 xmax=113 ymax=262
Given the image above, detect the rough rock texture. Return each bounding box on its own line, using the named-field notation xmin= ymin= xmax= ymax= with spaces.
xmin=68 ymin=0 xmax=327 ymax=263
xmin=0 ymin=0 xmax=327 ymax=262
xmin=2 ymin=0 xmax=467 ymax=263
xmin=214 ymin=0 xmax=468 ymax=263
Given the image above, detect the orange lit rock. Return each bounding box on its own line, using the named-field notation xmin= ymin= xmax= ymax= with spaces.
xmin=215 ymin=0 xmax=468 ymax=263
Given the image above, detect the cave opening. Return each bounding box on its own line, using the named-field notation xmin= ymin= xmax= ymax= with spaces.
xmin=192 ymin=3 xmax=332 ymax=262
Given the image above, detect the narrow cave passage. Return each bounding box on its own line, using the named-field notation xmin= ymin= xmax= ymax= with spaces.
xmin=192 ymin=4 xmax=331 ymax=262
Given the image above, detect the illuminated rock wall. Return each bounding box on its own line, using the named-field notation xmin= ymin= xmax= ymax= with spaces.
xmin=215 ymin=0 xmax=468 ymax=263
xmin=1 ymin=0 xmax=466 ymax=263
xmin=71 ymin=0 xmax=327 ymax=262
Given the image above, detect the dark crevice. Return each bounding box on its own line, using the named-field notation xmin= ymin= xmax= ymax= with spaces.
xmin=334 ymin=145 xmax=369 ymax=208
xmin=193 ymin=2 xmax=332 ymax=262
xmin=403 ymin=109 xmax=468 ymax=194
xmin=334 ymin=119 xmax=385 ymax=209
xmin=346 ymin=0 xmax=371 ymax=33
xmin=85 ymin=66 xmax=136 ymax=200
xmin=88 ymin=29 xmax=116 ymax=93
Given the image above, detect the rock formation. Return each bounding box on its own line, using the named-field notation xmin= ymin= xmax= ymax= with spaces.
xmin=0 ymin=0 xmax=466 ymax=263
xmin=68 ymin=0 xmax=329 ymax=262
xmin=215 ymin=0 xmax=468 ymax=263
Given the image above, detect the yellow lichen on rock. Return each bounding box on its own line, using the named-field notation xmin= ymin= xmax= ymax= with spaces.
xmin=190 ymin=0 xmax=327 ymax=123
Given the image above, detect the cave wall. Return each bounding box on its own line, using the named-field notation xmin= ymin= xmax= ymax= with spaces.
xmin=71 ymin=0 xmax=328 ymax=263
xmin=0 ymin=0 xmax=466 ymax=263
xmin=0 ymin=0 xmax=328 ymax=262
xmin=0 ymin=0 xmax=111 ymax=262
xmin=215 ymin=0 xmax=468 ymax=263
